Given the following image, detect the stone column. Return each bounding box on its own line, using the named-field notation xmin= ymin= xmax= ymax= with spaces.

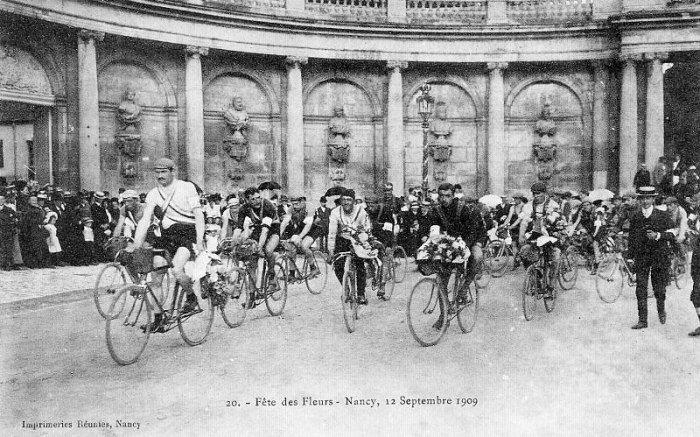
xmin=185 ymin=46 xmax=208 ymax=188
xmin=619 ymin=54 xmax=641 ymax=194
xmin=645 ymin=52 xmax=668 ymax=170
xmin=386 ymin=60 xmax=408 ymax=196
xmin=487 ymin=62 xmax=508 ymax=194
xmin=77 ymin=30 xmax=104 ymax=190
xmin=592 ymin=60 xmax=610 ymax=189
xmin=285 ymin=56 xmax=308 ymax=192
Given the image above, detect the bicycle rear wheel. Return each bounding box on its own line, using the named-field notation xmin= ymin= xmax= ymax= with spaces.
xmin=487 ymin=241 xmax=509 ymax=278
xmin=265 ymin=261 xmax=288 ymax=316
xmin=407 ymin=277 xmax=448 ymax=346
xmin=304 ymin=250 xmax=328 ymax=295
xmin=341 ymin=268 xmax=358 ymax=333
xmin=557 ymin=246 xmax=579 ymax=291
xmin=392 ymin=246 xmax=408 ymax=283
xmin=94 ymin=263 xmax=130 ymax=319
xmin=455 ymin=284 xmax=479 ymax=333
xmin=177 ymin=283 xmax=215 ymax=346
xmin=543 ymin=280 xmax=556 ymax=313
xmin=673 ymin=255 xmax=689 ymax=290
xmin=105 ymin=285 xmax=151 ymax=365
xmin=522 ymin=265 xmax=539 ymax=321
xmin=219 ymin=266 xmax=248 ymax=328
xmin=595 ymin=259 xmax=623 ymax=303
xmin=381 ymin=259 xmax=396 ymax=301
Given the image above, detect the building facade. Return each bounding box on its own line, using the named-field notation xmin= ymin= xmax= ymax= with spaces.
xmin=0 ymin=0 xmax=698 ymax=202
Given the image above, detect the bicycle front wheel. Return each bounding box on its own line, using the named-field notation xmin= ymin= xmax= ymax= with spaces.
xmin=220 ymin=266 xmax=248 ymax=328
xmin=264 ymin=261 xmax=288 ymax=316
xmin=557 ymin=246 xmax=579 ymax=291
xmin=105 ymin=285 xmax=151 ymax=366
xmin=595 ymin=258 xmax=623 ymax=303
xmin=381 ymin=259 xmax=396 ymax=301
xmin=522 ymin=265 xmax=539 ymax=321
xmin=392 ymin=246 xmax=408 ymax=283
xmin=94 ymin=263 xmax=130 ymax=319
xmin=341 ymin=269 xmax=358 ymax=333
xmin=407 ymin=277 xmax=448 ymax=346
xmin=177 ymin=284 xmax=215 ymax=346
xmin=304 ymin=250 xmax=328 ymax=295
xmin=475 ymin=257 xmax=491 ymax=290
xmin=487 ymin=241 xmax=509 ymax=278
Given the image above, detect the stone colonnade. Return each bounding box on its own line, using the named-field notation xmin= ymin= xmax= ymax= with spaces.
xmin=75 ymin=29 xmax=665 ymax=194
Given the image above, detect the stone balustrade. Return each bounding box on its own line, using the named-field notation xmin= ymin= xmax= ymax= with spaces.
xmin=203 ymin=0 xmax=286 ymax=10
xmin=507 ymin=0 xmax=593 ymax=23
xmin=305 ymin=0 xmax=388 ymax=22
xmin=406 ymin=1 xmax=487 ymax=23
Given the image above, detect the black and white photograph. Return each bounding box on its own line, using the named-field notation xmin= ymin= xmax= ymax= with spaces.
xmin=1 ymin=0 xmax=700 ymax=435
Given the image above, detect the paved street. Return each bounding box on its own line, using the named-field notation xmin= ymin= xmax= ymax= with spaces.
xmin=1 ymin=263 xmax=699 ymax=436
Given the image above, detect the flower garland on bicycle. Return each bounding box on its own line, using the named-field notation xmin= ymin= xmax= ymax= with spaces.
xmin=232 ymin=187 xmax=282 ymax=292
xmin=326 ymin=188 xmax=375 ymax=305
xmin=424 ymin=182 xmax=487 ymax=305
xmin=279 ymin=195 xmax=322 ymax=281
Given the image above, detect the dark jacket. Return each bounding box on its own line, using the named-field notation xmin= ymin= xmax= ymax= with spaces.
xmin=628 ymin=207 xmax=675 ymax=260
xmin=427 ymin=199 xmax=487 ymax=248
xmin=633 ymin=169 xmax=651 ymax=189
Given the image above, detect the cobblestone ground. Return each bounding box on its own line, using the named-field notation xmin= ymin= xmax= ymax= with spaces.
xmin=1 ymin=262 xmax=699 ymax=436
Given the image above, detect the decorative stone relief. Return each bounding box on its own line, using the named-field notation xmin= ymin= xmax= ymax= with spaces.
xmin=532 ymin=96 xmax=563 ymax=182
xmin=429 ymin=101 xmax=453 ymax=162
xmin=114 ymin=88 xmax=143 ymax=178
xmin=222 ymin=95 xmax=250 ymax=161
xmin=0 ymin=43 xmax=52 ymax=95
xmin=327 ymin=105 xmax=351 ymax=163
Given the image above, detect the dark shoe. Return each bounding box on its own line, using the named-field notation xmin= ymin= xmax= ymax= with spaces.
xmin=377 ymin=288 xmax=386 ymax=300
xmin=631 ymin=321 xmax=648 ymax=330
xmin=357 ymin=295 xmax=368 ymax=305
xmin=688 ymin=326 xmax=700 ymax=337
xmin=182 ymin=294 xmax=198 ymax=314
xmin=432 ymin=317 xmax=449 ymax=330
xmin=659 ymin=312 xmax=666 ymax=325
xmin=142 ymin=313 xmax=165 ymax=333
xmin=456 ymin=289 xmax=468 ymax=306
xmin=309 ymin=265 xmax=320 ymax=278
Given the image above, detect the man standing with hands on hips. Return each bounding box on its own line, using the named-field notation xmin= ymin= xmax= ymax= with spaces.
xmin=628 ymin=186 xmax=676 ymax=329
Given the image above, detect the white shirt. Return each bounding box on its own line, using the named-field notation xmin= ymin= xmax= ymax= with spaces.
xmin=642 ymin=206 xmax=653 ymax=219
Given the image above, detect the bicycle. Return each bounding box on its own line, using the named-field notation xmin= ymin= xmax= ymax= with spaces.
xmin=277 ymin=239 xmax=328 ymax=294
xmin=556 ymin=242 xmax=579 ymax=291
xmin=522 ymin=236 xmax=559 ymax=321
xmin=93 ymin=236 xmax=172 ymax=319
xmin=214 ymin=239 xmax=288 ymax=328
xmin=390 ymin=244 xmax=408 ymax=284
xmin=406 ymin=261 xmax=479 ymax=347
xmin=669 ymin=244 xmax=689 ymax=290
xmin=332 ymin=247 xmax=393 ymax=333
xmin=485 ymin=227 xmax=518 ymax=278
xmin=594 ymin=232 xmax=636 ymax=303
xmin=105 ymin=247 xmax=215 ymax=365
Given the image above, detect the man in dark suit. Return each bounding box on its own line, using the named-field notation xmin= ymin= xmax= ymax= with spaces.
xmin=628 ymin=186 xmax=676 ymax=329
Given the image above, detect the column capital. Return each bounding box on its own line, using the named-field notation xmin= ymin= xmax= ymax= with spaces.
xmin=78 ymin=30 xmax=105 ymax=43
xmin=387 ymin=60 xmax=408 ymax=71
xmin=487 ymin=62 xmax=508 ymax=72
xmin=185 ymin=46 xmax=209 ymax=58
xmin=285 ymin=56 xmax=308 ymax=69
xmin=644 ymin=52 xmax=669 ymax=62
xmin=619 ymin=53 xmax=643 ymax=64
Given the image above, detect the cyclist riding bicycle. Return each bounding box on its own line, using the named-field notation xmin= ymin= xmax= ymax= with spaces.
xmin=327 ymin=188 xmax=372 ymax=305
xmin=132 ymin=157 xmax=205 ymax=331
xmin=364 ymin=194 xmax=395 ymax=299
xmin=426 ymin=182 xmax=487 ymax=305
xmin=279 ymin=195 xmax=322 ymax=281
xmin=664 ymin=196 xmax=689 ymax=266
xmin=233 ymin=186 xmax=281 ymax=291
xmin=518 ymin=182 xmax=562 ymax=293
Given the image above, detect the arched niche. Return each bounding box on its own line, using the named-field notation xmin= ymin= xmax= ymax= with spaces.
xmin=303 ymin=78 xmax=379 ymax=202
xmin=403 ymin=80 xmax=481 ymax=195
xmin=504 ymin=79 xmax=590 ymax=192
xmin=0 ymin=42 xmax=54 ymax=105
xmin=97 ymin=60 xmax=176 ymax=192
xmin=203 ymin=72 xmax=277 ymax=194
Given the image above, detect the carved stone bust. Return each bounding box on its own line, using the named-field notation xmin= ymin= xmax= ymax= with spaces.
xmin=328 ymin=105 xmax=351 ymax=143
xmin=117 ymin=88 xmax=142 ymax=133
xmin=223 ymin=96 xmax=249 ymax=138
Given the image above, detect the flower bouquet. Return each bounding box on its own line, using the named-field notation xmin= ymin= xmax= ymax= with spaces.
xmin=340 ymin=224 xmax=379 ymax=259
xmin=415 ymin=233 xmax=470 ymax=276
